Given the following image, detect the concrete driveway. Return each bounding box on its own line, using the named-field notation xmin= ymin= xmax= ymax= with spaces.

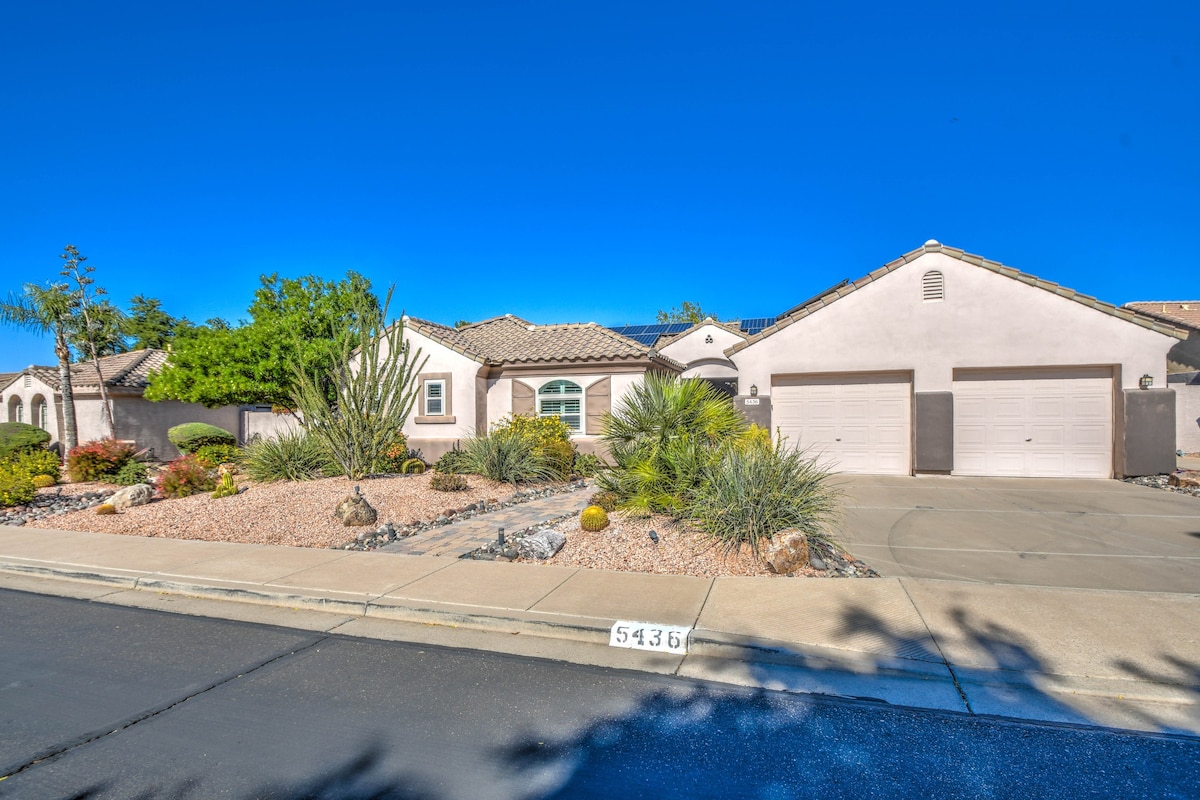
xmin=837 ymin=475 xmax=1200 ymax=593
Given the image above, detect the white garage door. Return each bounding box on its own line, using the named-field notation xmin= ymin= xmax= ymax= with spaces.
xmin=772 ymin=373 xmax=912 ymax=474
xmin=953 ymin=368 xmax=1113 ymax=478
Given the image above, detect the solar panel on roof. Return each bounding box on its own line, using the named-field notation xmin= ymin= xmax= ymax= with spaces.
xmin=666 ymin=323 xmax=690 ymax=333
xmin=631 ymin=333 xmax=659 ymax=346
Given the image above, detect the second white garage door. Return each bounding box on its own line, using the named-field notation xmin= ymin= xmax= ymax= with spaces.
xmin=953 ymin=367 xmax=1113 ymax=478
xmin=772 ymin=373 xmax=912 ymax=474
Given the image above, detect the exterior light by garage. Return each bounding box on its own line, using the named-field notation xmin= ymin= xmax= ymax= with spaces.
xmin=750 ymin=384 xmax=758 ymax=397
xmin=1139 ymin=374 xmax=1154 ymax=390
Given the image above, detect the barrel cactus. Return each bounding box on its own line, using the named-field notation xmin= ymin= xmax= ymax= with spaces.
xmin=580 ymin=504 xmax=609 ymax=532
xmin=95 ymin=503 xmax=117 ymax=515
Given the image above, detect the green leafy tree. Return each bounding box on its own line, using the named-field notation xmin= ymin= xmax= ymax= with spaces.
xmin=655 ymin=301 xmax=717 ymax=324
xmin=69 ymin=299 xmax=127 ymax=360
xmin=291 ymin=286 xmax=428 ymax=480
xmin=146 ymin=272 xmax=379 ymax=408
xmin=122 ymin=295 xmax=177 ymax=350
xmin=0 ymin=281 xmax=80 ymax=451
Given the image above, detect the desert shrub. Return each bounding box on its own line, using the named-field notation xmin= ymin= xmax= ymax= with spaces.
xmin=193 ymin=443 xmax=241 ymax=468
xmin=113 ymin=460 xmax=150 ymax=486
xmin=0 ymin=464 xmax=36 ymax=507
xmin=580 ymin=505 xmax=610 ymax=531
xmin=155 ymin=454 xmax=216 ymax=499
xmin=589 ymin=489 xmax=620 ymax=512
xmin=433 ymin=448 xmax=472 ymax=475
xmin=598 ymin=374 xmax=747 ymax=516
xmin=573 ymin=452 xmax=606 ymax=478
xmin=67 ymin=438 xmax=138 ymax=482
xmin=430 ymin=472 xmax=469 ymax=492
xmin=95 ymin=503 xmax=117 ymax=515
xmin=460 ymin=430 xmax=551 ymax=485
xmin=167 ymin=422 xmax=236 ymax=455
xmin=241 ymin=430 xmax=330 ymax=482
xmin=10 ymin=448 xmax=61 ymax=482
xmin=686 ymin=440 xmax=842 ymax=558
xmin=372 ymin=432 xmax=411 ymax=473
xmin=540 ymin=439 xmax=576 ymax=481
xmin=0 ymin=422 xmax=51 ymax=459
xmin=31 ymin=474 xmax=57 ymax=489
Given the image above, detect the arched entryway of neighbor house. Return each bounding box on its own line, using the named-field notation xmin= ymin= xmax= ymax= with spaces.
xmin=7 ymin=395 xmax=23 ymax=424
xmin=30 ymin=394 xmax=49 ymax=431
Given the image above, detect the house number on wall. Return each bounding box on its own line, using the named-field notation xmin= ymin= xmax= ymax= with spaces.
xmin=743 ymin=398 xmax=761 ymax=406
xmin=609 ymin=621 xmax=691 ymax=654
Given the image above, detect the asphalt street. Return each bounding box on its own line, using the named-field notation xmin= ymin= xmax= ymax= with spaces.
xmin=1 ymin=588 xmax=1197 ymax=799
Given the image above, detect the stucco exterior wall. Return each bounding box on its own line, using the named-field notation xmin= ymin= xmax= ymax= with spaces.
xmin=731 ymin=252 xmax=1178 ymax=394
xmin=1176 ymin=383 xmax=1200 ymax=453
xmin=394 ymin=326 xmax=484 ymax=443
xmin=660 ymin=324 xmax=745 ymax=381
xmin=241 ymin=408 xmax=303 ymax=443
xmin=489 ymin=372 xmax=642 ymax=430
xmin=2 ymin=374 xmax=58 ymax=438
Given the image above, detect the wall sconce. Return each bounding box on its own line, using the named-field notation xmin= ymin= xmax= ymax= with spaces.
xmin=1139 ymin=374 xmax=1153 ymax=390
xmin=749 ymin=384 xmax=758 ymax=397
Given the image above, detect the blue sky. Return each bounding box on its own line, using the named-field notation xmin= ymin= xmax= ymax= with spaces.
xmin=2 ymin=1 xmax=1197 ymax=372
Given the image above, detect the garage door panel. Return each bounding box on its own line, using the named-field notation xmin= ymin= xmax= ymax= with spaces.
xmin=772 ymin=374 xmax=911 ymax=475
xmin=953 ymin=368 xmax=1112 ymax=478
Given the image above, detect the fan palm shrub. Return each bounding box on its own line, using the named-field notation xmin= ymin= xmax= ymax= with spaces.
xmin=598 ymin=373 xmax=747 ymax=515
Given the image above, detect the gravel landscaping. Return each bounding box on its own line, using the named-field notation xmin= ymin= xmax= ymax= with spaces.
xmin=6 ymin=473 xmax=871 ymax=578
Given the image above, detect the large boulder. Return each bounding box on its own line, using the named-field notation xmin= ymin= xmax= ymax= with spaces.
xmin=335 ymin=486 xmax=378 ymax=527
xmin=516 ymin=530 xmax=566 ymax=560
xmin=765 ymin=530 xmax=810 ymax=574
xmin=110 ymin=483 xmax=155 ymax=511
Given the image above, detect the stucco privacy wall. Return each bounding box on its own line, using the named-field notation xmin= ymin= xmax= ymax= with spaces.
xmin=730 ymin=251 xmax=1177 ymax=394
xmin=1175 ymin=382 xmax=1200 ymax=453
xmin=111 ymin=397 xmax=242 ymax=459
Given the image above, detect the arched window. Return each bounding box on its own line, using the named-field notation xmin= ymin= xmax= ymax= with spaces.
xmin=8 ymin=396 xmax=23 ymax=424
xmin=538 ymin=380 xmax=583 ymax=433
xmin=31 ymin=395 xmax=48 ymax=430
xmin=922 ymin=270 xmax=945 ymax=302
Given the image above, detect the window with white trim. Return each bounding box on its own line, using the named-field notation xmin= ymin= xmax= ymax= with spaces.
xmin=538 ymin=380 xmax=583 ymax=433
xmin=424 ymin=379 xmax=446 ymax=417
xmin=39 ymin=402 xmax=48 ymax=429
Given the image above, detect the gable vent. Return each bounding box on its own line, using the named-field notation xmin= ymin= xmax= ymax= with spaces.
xmin=922 ymin=270 xmax=945 ymax=302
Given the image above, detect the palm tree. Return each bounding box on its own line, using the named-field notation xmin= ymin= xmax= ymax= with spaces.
xmin=0 ymin=282 xmax=80 ymax=452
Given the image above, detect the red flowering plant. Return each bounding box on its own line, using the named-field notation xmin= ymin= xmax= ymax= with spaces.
xmin=67 ymin=438 xmax=139 ymax=482
xmin=155 ymin=454 xmax=217 ymax=499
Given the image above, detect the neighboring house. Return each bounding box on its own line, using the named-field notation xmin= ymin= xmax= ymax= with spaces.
xmin=0 ymin=349 xmax=241 ymax=459
xmin=395 ymin=315 xmax=684 ymax=461
xmin=1123 ymin=301 xmax=1200 ymax=373
xmin=718 ymin=241 xmax=1184 ymax=479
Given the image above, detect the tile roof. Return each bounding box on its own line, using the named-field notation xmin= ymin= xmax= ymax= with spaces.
xmin=25 ymin=349 xmax=170 ymax=392
xmin=0 ymin=373 xmax=17 ymax=393
xmin=1123 ymin=302 xmax=1200 ymax=332
xmin=727 ymin=241 xmax=1189 ymax=355
xmin=403 ymin=314 xmax=685 ymax=369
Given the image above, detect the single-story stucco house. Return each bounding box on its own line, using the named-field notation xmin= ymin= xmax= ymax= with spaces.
xmin=394 ymin=314 xmax=684 ymax=462
xmin=1 ymin=349 xmax=241 ymax=459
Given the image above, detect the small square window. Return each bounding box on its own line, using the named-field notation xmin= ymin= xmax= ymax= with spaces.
xmin=424 ymin=380 xmax=445 ymax=416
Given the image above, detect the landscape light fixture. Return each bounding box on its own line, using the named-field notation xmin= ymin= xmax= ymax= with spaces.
xmin=1139 ymin=374 xmax=1153 ymax=390
xmin=750 ymin=385 xmax=758 ymax=397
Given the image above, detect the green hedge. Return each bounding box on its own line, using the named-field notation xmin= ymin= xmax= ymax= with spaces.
xmin=0 ymin=422 xmax=52 ymax=459
xmin=167 ymin=422 xmax=236 ymax=454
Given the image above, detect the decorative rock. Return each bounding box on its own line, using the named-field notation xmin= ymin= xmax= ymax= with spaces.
xmin=1168 ymin=471 xmax=1200 ymax=489
xmin=109 ymin=483 xmax=155 ymax=511
xmin=809 ymin=556 xmax=827 ymax=570
xmin=516 ymin=530 xmax=567 ymax=560
xmin=765 ymin=530 xmax=810 ymax=574
xmin=334 ymin=486 xmax=378 ymax=527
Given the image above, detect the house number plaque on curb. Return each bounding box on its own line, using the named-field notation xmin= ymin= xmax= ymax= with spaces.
xmin=609 ymin=621 xmax=691 ymax=655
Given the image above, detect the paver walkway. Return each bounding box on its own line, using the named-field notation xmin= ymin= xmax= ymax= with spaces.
xmin=379 ymin=488 xmax=594 ymax=557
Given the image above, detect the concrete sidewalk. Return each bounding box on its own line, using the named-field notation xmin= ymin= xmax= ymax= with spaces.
xmin=1 ymin=525 xmax=1197 ymax=738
